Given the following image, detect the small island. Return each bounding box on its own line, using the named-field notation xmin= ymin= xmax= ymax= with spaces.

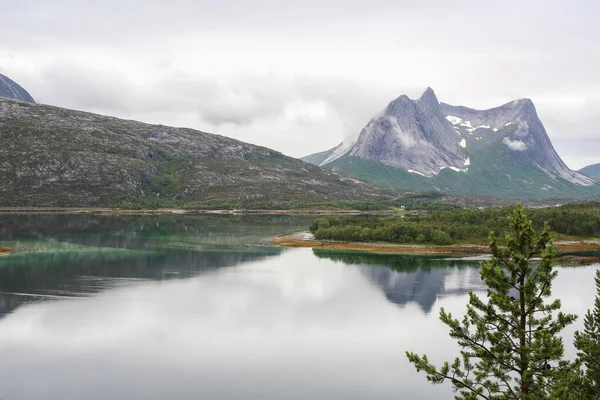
xmin=271 ymin=202 xmax=600 ymax=263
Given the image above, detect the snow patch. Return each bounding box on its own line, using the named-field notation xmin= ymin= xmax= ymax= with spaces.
xmin=504 ymin=122 xmax=515 ymax=127
xmin=503 ymin=137 xmax=528 ymax=151
xmin=440 ymin=166 xmax=468 ymax=173
xmin=466 ymin=124 xmax=491 ymax=133
xmin=464 ymin=157 xmax=470 ymax=166
xmin=493 ymin=128 xmax=498 ymax=132
xmin=459 ymin=138 xmax=466 ymax=148
xmin=446 ymin=115 xmax=463 ymax=125
xmin=408 ymin=169 xmax=427 ymax=177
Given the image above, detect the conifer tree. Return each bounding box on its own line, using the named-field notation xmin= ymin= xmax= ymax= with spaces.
xmin=572 ymin=269 xmax=600 ymax=399
xmin=406 ymin=205 xmax=577 ymax=399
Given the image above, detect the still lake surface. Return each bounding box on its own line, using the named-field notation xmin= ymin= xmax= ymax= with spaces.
xmin=0 ymin=214 xmax=598 ymax=400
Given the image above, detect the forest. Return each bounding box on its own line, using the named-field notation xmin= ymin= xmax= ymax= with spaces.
xmin=309 ymin=202 xmax=600 ymax=245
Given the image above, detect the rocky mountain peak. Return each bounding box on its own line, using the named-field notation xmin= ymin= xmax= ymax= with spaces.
xmin=306 ymin=87 xmax=598 ymax=197
xmin=417 ymin=87 xmax=439 ymax=105
xmin=344 ymin=87 xmax=469 ymax=176
xmin=0 ymin=73 xmax=35 ymax=103
xmin=385 ymin=94 xmax=414 ymax=116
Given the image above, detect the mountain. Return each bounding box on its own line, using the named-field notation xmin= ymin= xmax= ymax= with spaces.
xmin=0 ymin=73 xmax=35 ymax=103
xmin=579 ymin=163 xmax=600 ymax=179
xmin=0 ymin=97 xmax=395 ymax=208
xmin=304 ymin=88 xmax=599 ymax=200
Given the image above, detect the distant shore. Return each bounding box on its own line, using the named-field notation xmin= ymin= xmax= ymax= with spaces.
xmin=0 ymin=207 xmax=408 ymax=216
xmin=270 ymin=232 xmax=600 ymax=262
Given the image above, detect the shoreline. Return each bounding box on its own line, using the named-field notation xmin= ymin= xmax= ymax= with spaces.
xmin=270 ymin=232 xmax=600 ymax=261
xmin=0 ymin=207 xmax=406 ymax=216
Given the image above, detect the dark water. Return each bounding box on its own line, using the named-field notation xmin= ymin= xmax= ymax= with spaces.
xmin=0 ymin=214 xmax=597 ymax=400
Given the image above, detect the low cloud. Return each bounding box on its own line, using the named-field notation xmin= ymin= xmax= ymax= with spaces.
xmin=389 ymin=117 xmax=417 ymax=148
xmin=515 ymin=120 xmax=529 ymax=137
xmin=503 ymin=137 xmax=528 ymax=151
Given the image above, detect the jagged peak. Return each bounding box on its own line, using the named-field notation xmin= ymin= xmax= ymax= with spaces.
xmin=384 ymin=87 xmax=443 ymax=117
xmin=418 ymin=87 xmax=438 ymax=103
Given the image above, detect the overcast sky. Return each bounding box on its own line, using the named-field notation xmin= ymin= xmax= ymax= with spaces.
xmin=2 ymin=0 xmax=599 ymax=169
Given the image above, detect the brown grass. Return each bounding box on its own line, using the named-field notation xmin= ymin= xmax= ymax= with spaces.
xmin=270 ymin=234 xmax=600 ymax=257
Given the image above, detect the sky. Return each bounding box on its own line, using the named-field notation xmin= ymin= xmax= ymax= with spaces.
xmin=1 ymin=0 xmax=599 ymax=169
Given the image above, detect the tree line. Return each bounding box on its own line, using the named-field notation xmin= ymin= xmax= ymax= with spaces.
xmin=309 ymin=202 xmax=600 ymax=245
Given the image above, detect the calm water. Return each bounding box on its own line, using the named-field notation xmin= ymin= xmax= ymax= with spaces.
xmin=0 ymin=214 xmax=597 ymax=400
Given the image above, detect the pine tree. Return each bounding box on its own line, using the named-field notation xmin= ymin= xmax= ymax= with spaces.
xmin=406 ymin=205 xmax=577 ymax=399
xmin=572 ymin=269 xmax=600 ymax=399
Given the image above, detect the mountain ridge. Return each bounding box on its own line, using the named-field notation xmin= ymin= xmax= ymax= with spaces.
xmin=0 ymin=97 xmax=394 ymax=208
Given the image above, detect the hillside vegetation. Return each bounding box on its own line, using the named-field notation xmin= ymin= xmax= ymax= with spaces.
xmin=309 ymin=202 xmax=600 ymax=245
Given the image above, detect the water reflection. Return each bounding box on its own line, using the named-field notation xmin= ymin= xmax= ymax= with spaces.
xmin=0 ymin=249 xmax=450 ymax=400
xmin=313 ymin=250 xmax=485 ymax=312
xmin=0 ymin=215 xmax=598 ymax=400
xmin=0 ymin=214 xmax=305 ymax=318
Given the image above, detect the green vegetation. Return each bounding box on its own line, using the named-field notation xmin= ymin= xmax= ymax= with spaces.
xmin=407 ymin=205 xmax=577 ymax=399
xmin=116 ymin=188 xmax=464 ymax=211
xmin=312 ymin=249 xmax=473 ymax=272
xmin=309 ymin=202 xmax=600 ymax=245
xmin=321 ymin=139 xmax=600 ymax=201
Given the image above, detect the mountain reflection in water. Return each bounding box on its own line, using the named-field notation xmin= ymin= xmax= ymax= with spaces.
xmin=312 ymin=250 xmax=485 ymax=312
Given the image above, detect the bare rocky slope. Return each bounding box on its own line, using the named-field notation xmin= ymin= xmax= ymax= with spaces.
xmin=0 ymin=73 xmax=35 ymax=103
xmin=0 ymin=98 xmax=396 ymax=208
